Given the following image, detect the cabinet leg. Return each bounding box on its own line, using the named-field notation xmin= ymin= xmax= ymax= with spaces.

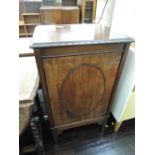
xmin=114 ymin=121 xmax=123 ymax=132
xmin=52 ymin=129 xmax=63 ymax=143
xmin=52 ymin=130 xmax=59 ymax=143
xmin=100 ymin=118 xmax=108 ymax=136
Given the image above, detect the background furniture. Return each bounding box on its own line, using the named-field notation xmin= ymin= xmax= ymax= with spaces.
xmin=42 ymin=0 xmax=58 ymax=6
xmin=30 ymin=24 xmax=133 ymax=142
xmin=19 ymin=0 xmax=42 ymax=20
xmin=111 ymin=47 xmax=135 ymax=132
xmin=40 ymin=6 xmax=79 ymax=24
xmin=19 ymin=0 xmax=98 ymax=36
xmin=80 ymin=0 xmax=97 ymax=23
xmin=42 ymin=0 xmax=77 ymax=6
xmin=19 ymin=13 xmax=41 ymax=37
xmin=18 ymin=37 xmax=34 ymax=57
xmin=62 ymin=0 xmax=78 ymax=6
xmin=19 ymin=57 xmax=45 ymax=155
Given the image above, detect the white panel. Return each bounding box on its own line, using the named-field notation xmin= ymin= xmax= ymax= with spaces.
xmin=111 ymin=47 xmax=135 ymax=122
xmin=110 ymin=0 xmax=135 ymax=38
xmin=96 ymin=0 xmax=115 ymax=26
xmin=110 ymin=0 xmax=135 ymax=122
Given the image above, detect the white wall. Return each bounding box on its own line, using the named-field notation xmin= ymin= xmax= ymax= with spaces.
xmin=110 ymin=0 xmax=135 ymax=38
xmin=110 ymin=0 xmax=135 ymax=121
xmin=95 ymin=0 xmax=115 ymax=27
xmin=111 ymin=48 xmax=135 ymax=122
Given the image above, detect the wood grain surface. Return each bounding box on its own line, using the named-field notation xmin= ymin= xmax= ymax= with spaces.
xmin=60 ymin=64 xmax=105 ymax=116
xmin=32 ymin=24 xmax=133 ymax=138
xmin=40 ymin=6 xmax=79 ymax=24
xmin=42 ymin=53 xmax=122 ymax=127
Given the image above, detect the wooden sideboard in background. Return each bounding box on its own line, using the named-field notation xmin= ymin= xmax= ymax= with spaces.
xmin=19 ymin=0 xmax=98 ymax=38
xmin=40 ymin=6 xmax=80 ymax=24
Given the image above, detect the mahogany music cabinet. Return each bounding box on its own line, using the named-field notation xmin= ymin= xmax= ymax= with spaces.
xmin=30 ymin=24 xmax=133 ymax=141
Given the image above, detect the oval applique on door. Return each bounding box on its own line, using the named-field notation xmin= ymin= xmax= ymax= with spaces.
xmin=60 ymin=64 xmax=105 ymax=116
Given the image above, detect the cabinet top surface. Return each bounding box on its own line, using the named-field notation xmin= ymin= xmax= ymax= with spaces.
xmin=30 ymin=24 xmax=134 ymax=48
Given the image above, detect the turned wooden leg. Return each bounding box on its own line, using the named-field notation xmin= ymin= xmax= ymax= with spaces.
xmin=30 ymin=118 xmax=45 ymax=155
xmin=35 ymin=92 xmax=44 ymax=120
xmin=114 ymin=121 xmax=123 ymax=132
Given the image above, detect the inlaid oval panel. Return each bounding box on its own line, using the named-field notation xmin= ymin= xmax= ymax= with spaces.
xmin=60 ymin=64 xmax=105 ymax=116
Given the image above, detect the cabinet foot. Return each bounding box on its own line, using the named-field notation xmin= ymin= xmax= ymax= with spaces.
xmin=100 ymin=118 xmax=108 ymax=136
xmin=52 ymin=129 xmax=63 ymax=143
xmin=114 ymin=121 xmax=123 ymax=132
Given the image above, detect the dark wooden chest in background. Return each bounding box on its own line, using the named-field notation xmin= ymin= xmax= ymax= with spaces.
xmin=31 ymin=24 xmax=133 ymax=141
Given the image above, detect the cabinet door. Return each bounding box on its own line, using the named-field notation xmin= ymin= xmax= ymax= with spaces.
xmin=42 ymin=53 xmax=122 ymax=126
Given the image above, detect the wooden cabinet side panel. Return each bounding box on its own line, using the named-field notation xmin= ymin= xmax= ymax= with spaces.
xmin=42 ymin=53 xmax=122 ymax=126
